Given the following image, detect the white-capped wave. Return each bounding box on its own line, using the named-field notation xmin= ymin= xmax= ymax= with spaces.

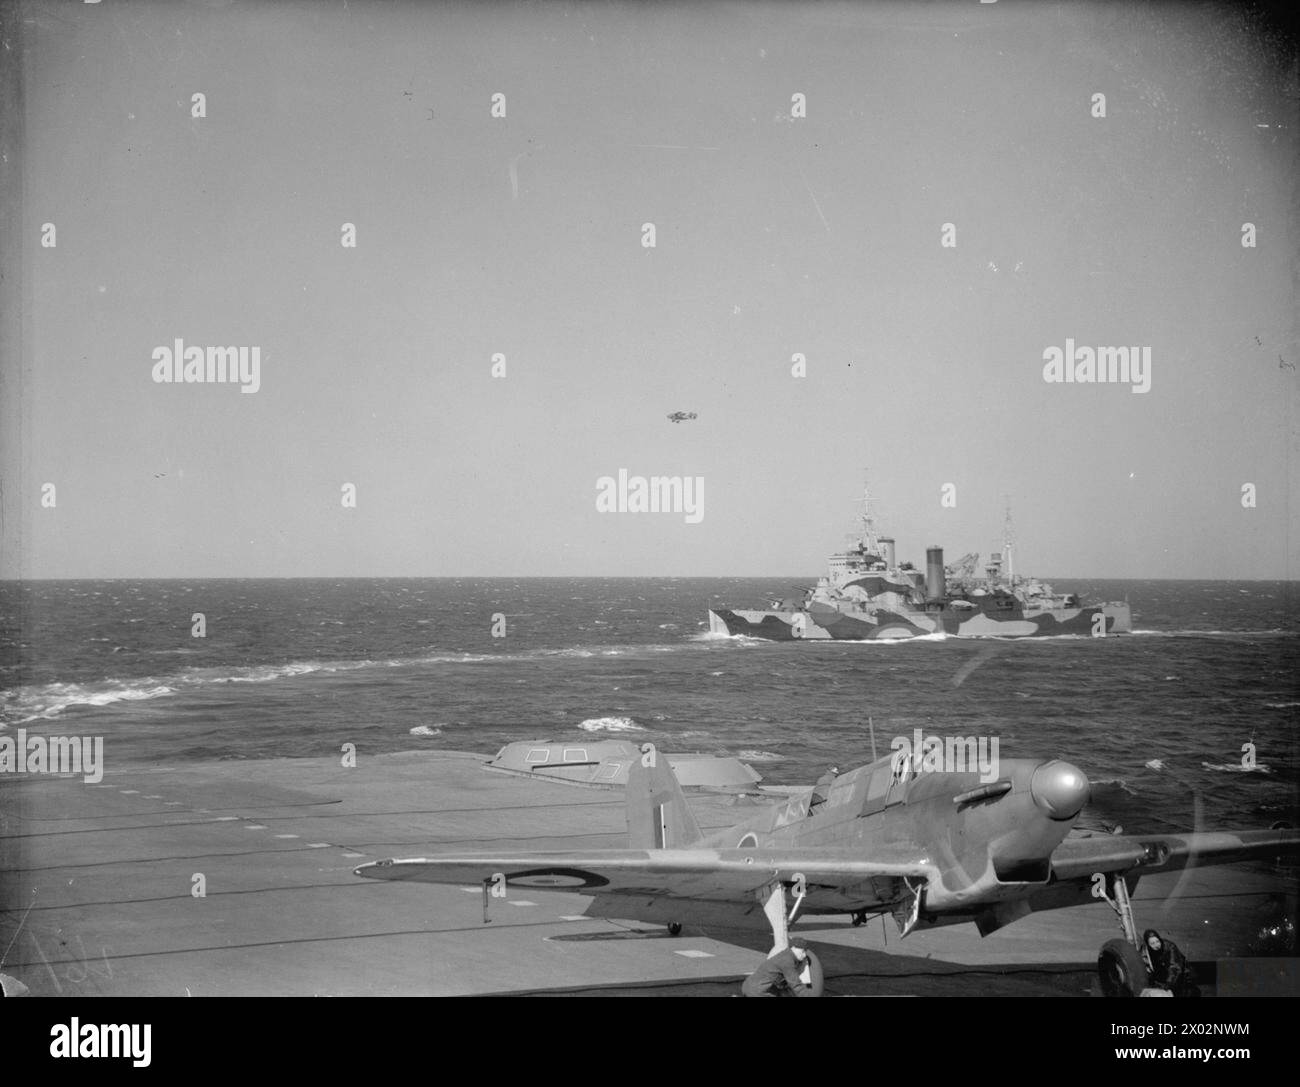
xmin=2 ymin=681 xmax=177 ymax=723
xmin=409 ymin=725 xmax=443 ymax=737
xmin=1092 ymin=777 xmax=1139 ymax=795
xmin=822 ymin=633 xmax=943 ymax=645
xmin=689 ymin=631 xmax=767 ymax=644
xmin=0 ymin=638 xmax=702 ymax=725
xmin=0 ymin=657 xmax=375 ymax=724
xmin=1201 ymin=761 xmax=1273 ymax=774
xmin=220 ymin=661 xmax=332 ymax=683
xmin=577 ymin=716 xmax=644 ymax=733
xmin=1131 ymin=628 xmax=1292 ymax=637
xmin=737 ymin=749 xmax=786 ymax=763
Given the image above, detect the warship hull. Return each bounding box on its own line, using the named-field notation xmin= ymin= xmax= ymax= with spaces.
xmin=708 ymin=600 xmax=1133 ymax=641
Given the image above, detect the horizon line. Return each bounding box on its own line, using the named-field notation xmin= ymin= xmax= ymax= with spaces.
xmin=1 ymin=575 xmax=1297 ymax=583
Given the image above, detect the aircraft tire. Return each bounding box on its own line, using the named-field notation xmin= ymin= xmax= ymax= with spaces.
xmin=667 ymin=922 xmax=683 ymax=936
xmin=1098 ymin=938 xmax=1148 ymax=997
xmin=802 ymin=949 xmax=825 ymax=997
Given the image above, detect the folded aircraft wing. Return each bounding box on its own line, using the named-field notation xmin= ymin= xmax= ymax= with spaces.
xmin=1049 ymin=827 xmax=1299 ymax=882
xmin=356 ymin=846 xmax=935 ymax=903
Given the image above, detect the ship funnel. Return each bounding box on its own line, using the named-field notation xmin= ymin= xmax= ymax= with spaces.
xmin=926 ymin=546 xmax=945 ymax=600
xmin=881 ymin=537 xmax=896 ymax=569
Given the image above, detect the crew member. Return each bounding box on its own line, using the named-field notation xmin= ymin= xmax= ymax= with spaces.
xmin=741 ymin=938 xmax=815 ymax=997
xmin=810 ymin=766 xmax=839 ymax=810
xmin=1143 ymin=929 xmax=1198 ymax=997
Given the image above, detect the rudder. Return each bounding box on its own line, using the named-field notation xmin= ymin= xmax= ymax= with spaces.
xmin=627 ymin=743 xmax=702 ymax=849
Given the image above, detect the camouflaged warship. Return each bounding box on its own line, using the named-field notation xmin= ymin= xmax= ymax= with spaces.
xmin=708 ymin=488 xmax=1132 ymax=641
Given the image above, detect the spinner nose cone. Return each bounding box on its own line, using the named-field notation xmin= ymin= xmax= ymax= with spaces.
xmin=1030 ymin=760 xmax=1090 ymax=820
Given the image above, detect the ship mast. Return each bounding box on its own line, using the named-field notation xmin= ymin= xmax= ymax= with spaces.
xmin=860 ymin=472 xmax=880 ymax=553
xmin=1002 ymin=497 xmax=1016 ymax=585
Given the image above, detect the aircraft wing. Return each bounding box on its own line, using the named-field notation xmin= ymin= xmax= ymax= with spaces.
xmin=356 ymin=846 xmax=935 ymax=903
xmin=1049 ymin=828 xmax=1300 ymax=882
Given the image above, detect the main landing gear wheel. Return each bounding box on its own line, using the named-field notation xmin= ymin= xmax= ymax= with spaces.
xmin=1095 ymin=873 xmax=1150 ymax=997
xmin=1098 ymin=939 xmax=1149 ymax=997
xmin=779 ymin=948 xmax=825 ymax=998
xmin=666 ymin=922 xmax=683 ymax=936
xmin=850 ymin=910 xmax=868 ymax=927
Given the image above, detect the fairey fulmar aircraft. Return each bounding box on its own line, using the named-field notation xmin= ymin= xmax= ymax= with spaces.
xmin=355 ymin=743 xmax=1298 ymax=996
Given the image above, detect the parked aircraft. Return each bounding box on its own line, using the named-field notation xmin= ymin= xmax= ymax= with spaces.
xmin=356 ymin=742 xmax=1297 ymax=996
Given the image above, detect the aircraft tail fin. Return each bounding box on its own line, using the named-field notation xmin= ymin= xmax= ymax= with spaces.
xmin=627 ymin=744 xmax=703 ymax=850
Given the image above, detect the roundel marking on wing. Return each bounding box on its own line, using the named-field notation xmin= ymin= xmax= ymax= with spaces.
xmin=506 ymin=868 xmax=610 ymax=889
xmin=737 ymin=833 xmax=759 ymax=849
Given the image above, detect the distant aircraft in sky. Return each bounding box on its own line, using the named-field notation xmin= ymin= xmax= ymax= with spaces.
xmin=357 ymin=742 xmax=1298 ymax=996
xmin=667 ymin=411 xmax=697 ymax=423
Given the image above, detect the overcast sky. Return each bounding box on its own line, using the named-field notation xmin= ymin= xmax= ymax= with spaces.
xmin=2 ymin=0 xmax=1295 ymax=578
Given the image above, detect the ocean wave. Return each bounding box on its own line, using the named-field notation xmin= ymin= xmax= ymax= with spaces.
xmin=409 ymin=725 xmax=443 ymax=737
xmin=577 ymin=716 xmax=644 ymax=733
xmin=1131 ymin=628 xmax=1293 ymax=638
xmin=1091 ymin=777 xmax=1139 ymax=796
xmin=3 ymin=641 xmax=712 ymax=723
xmin=217 ymin=661 xmax=340 ymax=683
xmin=820 ymin=633 xmax=950 ymax=645
xmin=737 ymin=749 xmax=786 ymax=763
xmin=407 ymin=644 xmax=686 ymax=665
xmin=688 ymin=631 xmax=764 ymax=644
xmin=1264 ymin=701 xmax=1300 ymax=709
xmin=1201 ymin=762 xmax=1273 ymax=774
xmin=1 ymin=681 xmax=178 ymax=724
xmin=0 ymin=656 xmax=380 ymax=723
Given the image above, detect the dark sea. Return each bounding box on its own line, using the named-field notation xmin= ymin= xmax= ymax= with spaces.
xmin=1 ymin=578 xmax=1297 ymax=835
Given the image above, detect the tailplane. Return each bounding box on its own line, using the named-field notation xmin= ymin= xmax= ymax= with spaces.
xmin=627 ymin=743 xmax=703 ymax=849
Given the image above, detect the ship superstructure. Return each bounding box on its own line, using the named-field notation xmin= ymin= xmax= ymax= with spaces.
xmin=708 ymin=485 xmax=1131 ymax=641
